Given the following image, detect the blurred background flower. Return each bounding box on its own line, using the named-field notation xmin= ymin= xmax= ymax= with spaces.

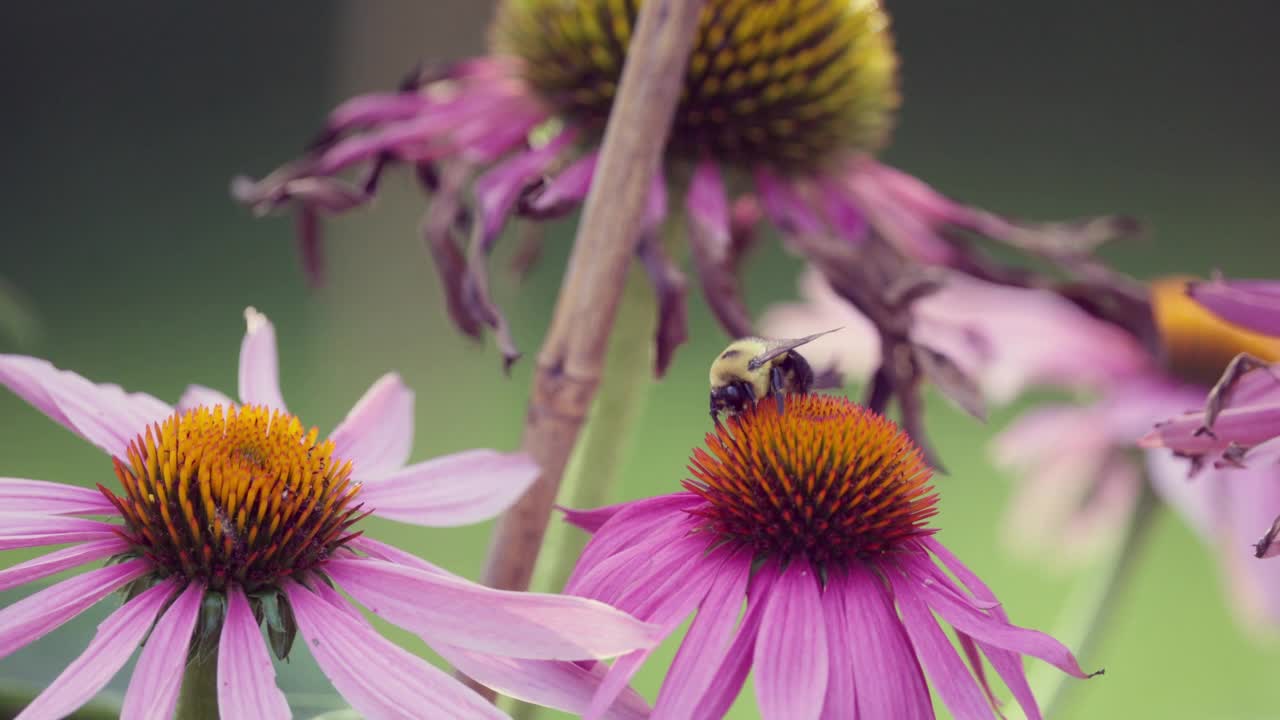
xmin=2 ymin=2 xmax=1279 ymax=718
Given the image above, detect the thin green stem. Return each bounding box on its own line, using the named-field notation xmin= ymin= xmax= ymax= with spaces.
xmin=1031 ymin=482 xmax=1160 ymax=719
xmin=505 ymin=268 xmax=656 ymax=720
xmin=175 ymin=645 xmax=221 ymax=720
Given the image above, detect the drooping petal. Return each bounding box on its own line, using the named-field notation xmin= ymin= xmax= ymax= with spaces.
xmin=285 ymin=580 xmax=508 ymax=720
xmin=237 ymin=307 xmax=287 ymax=412
xmin=686 ymin=157 xmax=754 ymax=338
xmin=0 ymin=478 xmax=118 ymax=515
xmin=689 ymin=561 xmax=778 ymax=720
xmin=473 ymin=130 xmax=577 ymax=250
xmin=324 ymin=556 xmax=662 ymax=660
xmin=328 ymin=373 xmax=415 ymax=482
xmin=360 ymin=449 xmax=538 ymax=526
xmin=176 ymin=384 xmax=235 ymax=413
xmin=818 ymin=574 xmax=856 ymax=720
xmin=652 ymin=551 xmax=752 ymax=715
xmin=0 ymin=354 xmax=171 ymax=458
xmin=523 ymin=152 xmax=598 ymax=217
xmin=890 ymin=570 xmax=996 ymax=720
xmin=121 ymin=582 xmax=204 ymax=720
xmin=1190 ymin=279 xmax=1280 ymax=336
xmin=218 ymin=586 xmax=290 ymax=720
xmin=841 ymin=565 xmax=933 ymax=720
xmin=560 ymin=501 xmax=632 ymax=534
xmin=16 ymin=580 xmax=176 ymax=720
xmin=0 ymin=537 xmax=128 ymax=591
xmin=754 ymin=562 xmax=828 ymax=720
xmin=0 ymin=514 xmax=120 ymax=551
xmin=0 ymin=557 xmax=149 ymax=660
xmin=754 ymin=167 xmax=824 ymax=236
xmin=566 ymin=493 xmax=705 ymax=591
xmin=1142 ymin=402 xmax=1280 ymax=456
xmin=437 ymin=646 xmax=651 ymax=720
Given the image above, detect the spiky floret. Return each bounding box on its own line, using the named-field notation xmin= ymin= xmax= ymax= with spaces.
xmin=102 ymin=405 xmax=367 ymax=594
xmin=684 ymin=394 xmax=937 ymax=570
xmin=1151 ymin=276 xmax=1280 ymax=387
xmin=492 ymin=0 xmax=900 ymax=171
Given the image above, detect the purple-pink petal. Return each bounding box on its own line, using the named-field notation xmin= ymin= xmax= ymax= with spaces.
xmin=560 ymin=501 xmax=632 ymax=534
xmin=1189 ymin=278 xmax=1280 ymax=336
xmin=754 ymin=562 xmax=829 ymax=720
xmin=0 ymin=354 xmax=171 ymax=458
xmin=652 ymin=551 xmax=752 ymax=715
xmin=1142 ymin=401 xmax=1280 ymax=455
xmin=841 ymin=564 xmax=933 ymax=720
xmin=237 ymin=307 xmax=287 ymax=412
xmin=120 ymin=582 xmax=203 ymax=720
xmin=360 ymin=449 xmax=538 ymax=527
xmin=285 ymin=580 xmax=508 ymax=720
xmin=688 ymin=561 xmax=778 ymax=720
xmin=328 ymin=372 xmax=415 ymax=482
xmin=325 ymin=556 xmax=662 ymax=660
xmin=686 ymin=157 xmax=729 ymax=246
xmin=218 ymin=587 xmax=290 ymax=720
xmin=437 ymin=647 xmax=651 ymax=720
xmin=16 ymin=580 xmax=175 ymax=720
xmin=754 ymin=167 xmax=824 ymax=236
xmin=891 ymin=570 xmax=995 ymax=720
xmin=0 ymin=514 xmax=121 ymax=551
xmin=176 ymin=383 xmax=235 ymax=413
xmin=0 ymin=557 xmax=149 ymax=660
xmin=818 ymin=574 xmax=856 ymax=720
xmin=0 ymin=478 xmax=118 ymax=515
xmin=526 ymin=152 xmax=598 ymax=216
xmin=474 ymin=130 xmax=577 ymax=249
xmin=0 ymin=537 xmax=128 ymax=592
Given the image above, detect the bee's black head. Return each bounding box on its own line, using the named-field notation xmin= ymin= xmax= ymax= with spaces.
xmin=710 ymin=381 xmax=755 ymax=420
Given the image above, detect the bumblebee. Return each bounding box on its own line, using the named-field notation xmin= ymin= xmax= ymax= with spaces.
xmin=709 ymin=329 xmax=840 ymax=419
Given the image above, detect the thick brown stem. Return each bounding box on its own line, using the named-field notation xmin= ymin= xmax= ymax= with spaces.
xmin=462 ymin=0 xmax=706 ymax=699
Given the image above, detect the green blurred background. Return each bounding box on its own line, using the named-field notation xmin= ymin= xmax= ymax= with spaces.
xmin=1 ymin=2 xmax=1277 ymax=718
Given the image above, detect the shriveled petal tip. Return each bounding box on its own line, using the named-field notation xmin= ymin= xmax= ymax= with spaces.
xmin=0 ymin=478 xmax=118 ymax=516
xmin=329 ymin=372 xmax=415 ymax=482
xmin=0 ymin=558 xmax=149 ymax=661
xmin=121 ymin=582 xmax=203 ymax=720
xmin=218 ymin=587 xmax=290 ymax=720
xmin=324 ymin=557 xmax=662 ymax=660
xmin=0 ymin=354 xmax=171 ymax=458
xmin=237 ymin=307 xmax=287 ymax=412
xmin=361 ymin=449 xmax=538 ymax=527
xmin=285 ymin=580 xmax=507 ymax=720
xmin=16 ymin=580 xmax=176 ymax=720
xmin=1190 ymin=278 xmax=1280 ymax=336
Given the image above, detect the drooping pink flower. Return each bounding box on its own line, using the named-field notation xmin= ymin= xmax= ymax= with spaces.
xmin=233 ymin=0 xmax=1134 ymax=369
xmin=0 ymin=308 xmax=659 ymax=720
xmin=538 ymin=394 xmax=1093 ymax=719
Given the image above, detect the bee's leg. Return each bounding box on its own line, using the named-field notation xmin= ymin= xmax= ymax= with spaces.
xmin=771 ymin=366 xmax=787 ymax=415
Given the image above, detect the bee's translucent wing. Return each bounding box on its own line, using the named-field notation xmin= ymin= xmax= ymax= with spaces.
xmin=746 ymin=327 xmax=842 ymax=370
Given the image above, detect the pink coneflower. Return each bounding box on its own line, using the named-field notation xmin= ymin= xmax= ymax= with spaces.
xmin=1186 ymin=277 xmax=1280 ymax=336
xmin=233 ymin=0 xmax=1134 ymax=366
xmin=546 ymin=394 xmax=1093 ymax=719
xmin=0 ymin=308 xmax=660 ymax=719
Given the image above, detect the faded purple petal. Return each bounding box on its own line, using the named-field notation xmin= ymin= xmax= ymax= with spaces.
xmin=652 ymin=551 xmax=752 ymax=715
xmin=754 ymin=167 xmax=824 ymax=236
xmin=1142 ymin=385 xmax=1280 ymax=455
xmin=0 ymin=478 xmax=118 ymax=515
xmin=218 ymin=587 xmax=290 ymax=720
xmin=0 ymin=558 xmax=149 ymax=660
xmin=0 ymin=514 xmax=120 ymax=551
xmin=524 ymin=152 xmax=598 ymax=216
xmin=328 ymin=372 xmax=415 ymax=482
xmin=286 ymin=580 xmax=507 ymax=720
xmin=360 ymin=449 xmax=538 ymax=527
xmin=686 ymin=157 xmax=754 ymax=338
xmin=474 ymin=130 xmax=577 ymax=249
xmin=0 ymin=537 xmax=128 ymax=592
xmin=891 ymin=571 xmax=996 ymax=720
xmin=16 ymin=580 xmax=175 ymax=720
xmin=820 ymin=178 xmax=869 ymax=244
xmin=176 ymin=384 xmax=235 ymax=413
xmin=438 ymin=647 xmax=651 ymax=720
xmin=755 ymin=562 xmax=828 ymax=720
xmin=1190 ymin=279 xmax=1280 ymax=336
xmin=840 ymin=565 xmax=933 ymax=720
xmin=324 ymin=556 xmax=662 ymax=659
xmin=237 ymin=307 xmax=287 ymax=412
xmin=0 ymin=354 xmax=171 ymax=458
xmin=121 ymin=582 xmax=203 ymax=720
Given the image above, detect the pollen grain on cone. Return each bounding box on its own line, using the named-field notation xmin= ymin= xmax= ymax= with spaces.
xmin=101 ymin=405 xmax=366 ymax=592
xmin=492 ymin=0 xmax=900 ymax=171
xmin=684 ymin=393 xmax=937 ymax=569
